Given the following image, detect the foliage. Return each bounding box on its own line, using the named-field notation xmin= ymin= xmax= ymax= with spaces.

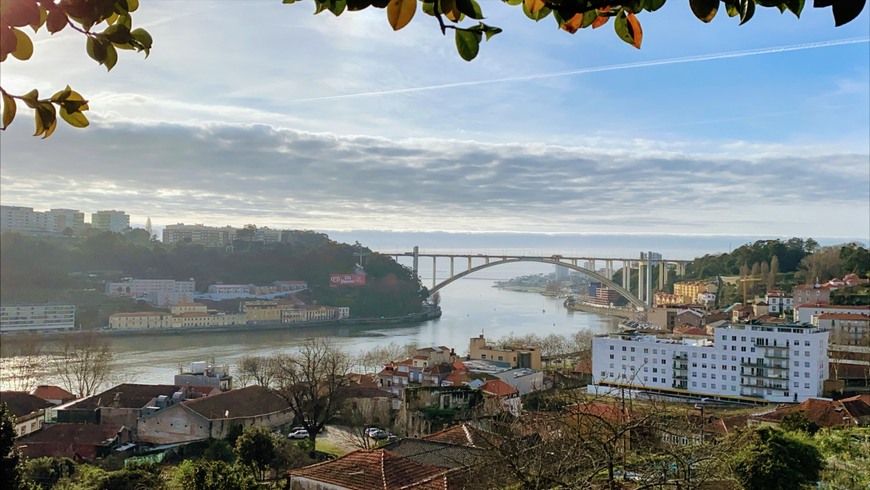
xmin=92 ymin=462 xmax=164 ymax=490
xmin=286 ymin=0 xmax=865 ymax=61
xmin=23 ymin=457 xmax=77 ymax=490
xmin=0 ymin=0 xmax=152 ymax=136
xmin=1 ymin=404 xmax=28 ymax=490
xmin=779 ymin=411 xmax=820 ymax=435
xmin=172 ymin=460 xmax=258 ymax=490
xmin=796 ymin=245 xmax=843 ymax=284
xmin=840 ymin=243 xmax=870 ymax=278
xmin=233 ymin=426 xmax=274 ymax=481
xmin=202 ymin=438 xmax=236 ymax=464
xmin=814 ymin=427 xmax=870 ymax=489
xmin=269 ymin=437 xmax=315 ymax=474
xmin=683 ymin=238 xmax=818 ymax=281
xmin=731 ymin=426 xmax=823 ymax=490
xmin=356 ymin=341 xmax=418 ymax=373
xmin=273 ymin=339 xmax=353 ymax=451
xmin=0 ymin=231 xmax=424 ymax=320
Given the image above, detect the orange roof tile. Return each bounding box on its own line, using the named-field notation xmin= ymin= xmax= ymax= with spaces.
xmin=289 ymin=449 xmax=448 ymax=490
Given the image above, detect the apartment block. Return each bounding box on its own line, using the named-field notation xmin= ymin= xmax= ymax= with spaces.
xmin=1 ymin=206 xmax=86 ymax=236
xmin=469 ymin=335 xmax=542 ymax=370
xmin=91 ymin=210 xmax=130 ymax=233
xmin=162 ymin=223 xmax=238 ymax=247
xmin=591 ymin=322 xmax=829 ymax=403
xmin=108 ymin=312 xmax=173 ymax=330
xmin=792 ymin=284 xmax=837 ymax=307
xmin=673 ymin=281 xmax=709 ymax=305
xmin=0 ymin=304 xmax=76 ymax=333
xmin=104 ymin=279 xmax=195 ymax=307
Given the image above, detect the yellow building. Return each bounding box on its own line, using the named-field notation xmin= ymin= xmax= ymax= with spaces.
xmin=469 ymin=335 xmax=542 ymax=370
xmin=281 ymin=305 xmax=349 ymax=323
xmin=109 ymin=311 xmax=173 ymax=329
xmin=241 ymin=300 xmax=282 ymax=323
xmin=170 ymin=302 xmax=208 ymax=315
xmin=673 ymin=281 xmax=708 ymax=304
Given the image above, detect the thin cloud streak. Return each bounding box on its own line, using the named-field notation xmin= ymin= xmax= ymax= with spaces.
xmin=284 ymin=37 xmax=870 ymax=103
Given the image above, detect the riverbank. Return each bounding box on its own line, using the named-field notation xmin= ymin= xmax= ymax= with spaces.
xmin=565 ymin=301 xmax=636 ymax=320
xmin=0 ymin=306 xmax=443 ymax=342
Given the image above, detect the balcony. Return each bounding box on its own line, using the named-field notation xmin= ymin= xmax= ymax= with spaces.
xmin=673 ymin=363 xmax=688 ymax=370
xmin=740 ymin=362 xmax=789 ymax=370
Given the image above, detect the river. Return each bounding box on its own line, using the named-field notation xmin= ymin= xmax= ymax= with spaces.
xmin=1 ymin=263 xmax=620 ymax=390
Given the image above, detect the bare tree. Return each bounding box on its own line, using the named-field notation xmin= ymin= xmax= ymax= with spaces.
xmin=356 ymin=342 xmax=409 ymax=374
xmin=1 ymin=335 xmax=46 ymax=392
xmin=272 ymin=339 xmax=353 ymax=450
xmin=53 ymin=332 xmax=114 ymax=398
xmin=235 ymin=355 xmax=278 ymax=388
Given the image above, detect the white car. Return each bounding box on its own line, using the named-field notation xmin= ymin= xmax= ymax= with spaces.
xmin=365 ymin=427 xmax=382 ymax=437
xmin=288 ymin=428 xmax=309 ymax=439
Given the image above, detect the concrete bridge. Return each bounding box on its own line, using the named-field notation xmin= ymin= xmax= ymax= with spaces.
xmin=386 ymin=248 xmax=691 ymax=309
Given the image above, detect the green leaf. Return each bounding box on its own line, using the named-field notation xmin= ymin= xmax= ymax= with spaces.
xmin=614 ymin=10 xmax=643 ymax=48
xmin=327 ymin=0 xmax=348 ymax=15
xmin=455 ymin=28 xmax=481 ymax=61
xmin=522 ymin=0 xmax=551 ymax=20
xmin=784 ymin=0 xmax=804 ymax=15
xmin=387 ymin=0 xmax=416 ymax=30
xmin=87 ymin=36 xmax=107 ymax=64
xmin=1 ymin=92 xmax=16 ymax=129
xmin=646 ymin=0 xmax=667 ymax=10
xmin=60 ymin=105 xmax=89 ymax=128
xmin=46 ymin=7 xmax=68 ymax=33
xmin=127 ymin=0 xmax=140 ymax=12
xmin=580 ymin=10 xmax=599 ymax=27
xmin=503 ymin=0 xmax=523 ymax=5
xmin=830 ymin=0 xmax=866 ymax=26
xmin=11 ymin=27 xmax=34 ymax=60
xmin=456 ymin=0 xmax=484 ymax=19
xmin=724 ymin=0 xmax=740 ymax=16
xmin=104 ymin=43 xmax=118 ymax=71
xmin=689 ymin=0 xmax=720 ymax=22
xmin=33 ymin=101 xmax=57 ymax=138
xmin=481 ymin=22 xmax=502 ymax=40
xmin=738 ymin=0 xmax=756 ymax=23
xmin=22 ymin=89 xmax=39 ymax=109
xmin=103 ymin=23 xmax=131 ymax=44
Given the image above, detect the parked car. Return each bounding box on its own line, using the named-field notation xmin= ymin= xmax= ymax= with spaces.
xmin=288 ymin=428 xmax=309 ymax=439
xmin=369 ymin=429 xmax=391 ymax=440
xmin=365 ymin=427 xmax=383 ymax=437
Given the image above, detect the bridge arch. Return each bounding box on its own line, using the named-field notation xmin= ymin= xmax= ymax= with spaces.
xmin=426 ymin=257 xmax=644 ymax=309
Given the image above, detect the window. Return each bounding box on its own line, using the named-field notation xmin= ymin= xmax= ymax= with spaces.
xmin=610 ymin=354 xmax=614 ymax=359
xmin=805 ymin=341 xmax=811 ymax=346
xmin=805 ymin=351 xmax=811 ymax=357
xmin=631 ymin=356 xmax=635 ymax=361
xmin=793 ymin=372 xmax=799 ymax=378
xmin=692 ymin=352 xmax=697 ymax=358
xmin=692 ymin=382 xmax=697 ymax=387
xmin=712 ymin=383 xmax=716 ymax=389
xmin=741 ymin=347 xmax=746 ymax=352
xmin=702 ymin=353 xmax=708 ymax=359
xmin=702 ymin=382 xmax=707 ymax=388
xmin=721 ymin=335 xmax=726 ymax=340
xmin=732 ymin=346 xmax=736 ymax=351
xmin=644 ymin=357 xmax=649 ymax=363
xmin=805 ymin=383 xmax=810 ymax=389
xmin=804 ymin=362 xmax=810 ymax=368
xmin=643 ymin=376 xmax=648 ymax=381
xmin=653 ymin=349 xmax=658 ymax=354
xmin=622 ymin=355 xmax=626 ymax=361
xmin=804 ymin=372 xmax=810 ymax=378
xmin=741 ymin=336 xmax=746 ymax=341
xmin=600 ymin=371 xmax=607 ymax=377
xmin=644 ymin=367 xmax=648 ymax=372
xmin=622 ymin=346 xmax=627 ymax=351
xmin=692 ymin=362 xmax=697 ymax=367
xmin=794 ymin=361 xmax=799 ymax=367
xmin=732 ymin=375 xmax=737 ymax=381
xmin=702 ymin=364 xmax=707 ymax=369
xmin=732 ymin=336 xmax=737 ymax=341
xmin=732 ymin=356 xmax=737 ymax=361
xmin=644 ymin=348 xmax=649 ymax=353
xmin=610 ymin=345 xmax=615 ymax=350
xmin=692 ymin=372 xmax=697 ymax=377
xmin=712 ymin=354 xmax=717 ymax=360
xmin=731 ymin=366 xmax=736 ymax=371
xmin=712 ymin=374 xmax=717 ymax=379
xmin=702 ymin=373 xmax=707 ymax=378
xmin=662 ymin=359 xmax=666 ymax=365
xmin=609 ymin=363 xmax=614 ymax=368
xmin=653 ymin=377 xmax=658 ymax=382
xmin=653 ymin=367 xmax=658 ymax=373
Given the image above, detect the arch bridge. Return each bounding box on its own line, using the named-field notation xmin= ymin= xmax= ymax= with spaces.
xmin=385 ymin=248 xmax=692 ymax=309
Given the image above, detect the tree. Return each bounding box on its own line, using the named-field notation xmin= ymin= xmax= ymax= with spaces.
xmin=731 ymin=426 xmax=823 ymax=490
xmin=53 ymin=332 xmax=115 ymax=398
xmin=357 ymin=342 xmax=409 ymax=374
xmin=1 ymin=0 xmax=152 ymax=136
xmin=2 ymin=1 xmax=866 ymax=138
xmin=779 ymin=411 xmax=820 ymax=435
xmin=172 ymin=460 xmax=259 ymax=490
xmin=1 ymin=404 xmax=28 ymax=490
xmin=233 ymin=426 xmax=275 ymax=482
xmin=796 ymin=246 xmax=842 ymax=284
xmin=23 ymin=457 xmax=76 ymax=490
xmin=768 ymin=255 xmax=779 ymax=290
xmin=272 ymin=339 xmax=353 ymax=450
xmin=234 ymin=355 xmax=278 ymax=388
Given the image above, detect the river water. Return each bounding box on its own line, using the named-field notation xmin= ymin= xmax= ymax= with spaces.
xmin=1 ymin=263 xmax=620 ymax=390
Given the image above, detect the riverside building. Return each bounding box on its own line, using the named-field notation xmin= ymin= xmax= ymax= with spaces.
xmin=590 ymin=321 xmax=829 ymax=403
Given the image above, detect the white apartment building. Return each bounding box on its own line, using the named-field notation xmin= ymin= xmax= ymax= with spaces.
xmin=0 ymin=304 xmax=76 ymax=333
xmin=1 ymin=206 xmax=87 ymax=235
xmin=105 ymin=278 xmax=196 ymax=306
xmin=91 ymin=210 xmax=130 ymax=233
xmin=795 ymin=304 xmax=869 ymax=324
xmin=591 ymin=322 xmax=829 ymax=403
xmin=765 ymin=291 xmax=793 ymax=314
xmin=163 ymin=223 xmax=238 ymax=247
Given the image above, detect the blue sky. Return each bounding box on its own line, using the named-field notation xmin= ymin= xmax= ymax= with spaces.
xmin=0 ymin=1 xmax=868 ymax=242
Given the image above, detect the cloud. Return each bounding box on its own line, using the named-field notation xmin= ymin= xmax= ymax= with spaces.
xmin=1 ymin=120 xmax=866 ymax=238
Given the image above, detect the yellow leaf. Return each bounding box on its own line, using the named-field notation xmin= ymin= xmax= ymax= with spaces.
xmin=60 ymin=107 xmax=89 ymax=128
xmin=524 ymin=0 xmax=546 ymax=15
xmin=442 ymin=0 xmax=462 ymax=22
xmin=387 ymin=0 xmax=416 ymax=31
xmin=11 ymin=28 xmax=34 ymax=60
xmin=2 ymin=92 xmax=17 ymax=129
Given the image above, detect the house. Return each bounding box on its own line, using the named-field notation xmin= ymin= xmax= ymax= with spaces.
xmin=342 ymin=374 xmax=397 ymax=425
xmin=469 ymin=335 xmax=542 ymax=370
xmin=0 ymin=391 xmax=53 ymax=437
xmin=750 ymin=395 xmax=870 ymax=428
xmin=796 ymin=303 xmax=869 ymax=324
xmin=814 ymin=312 xmax=870 ymax=346
xmin=765 ymin=290 xmax=793 ymax=315
xmin=792 ymin=284 xmax=838 ymax=309
xmin=401 ymin=386 xmax=483 ymax=438
xmin=137 ymin=385 xmax=292 ymax=445
xmin=15 ymin=423 xmax=126 ymax=461
xmin=54 ymin=384 xmax=185 ymax=429
xmin=288 ymin=449 xmax=453 ymax=490
xmin=480 ymin=379 xmax=520 ymax=416
xmin=675 ymin=309 xmax=705 ymax=329
xmin=30 ymin=385 xmax=75 ymax=405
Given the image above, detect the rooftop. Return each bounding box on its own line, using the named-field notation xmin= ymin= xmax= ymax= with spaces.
xmin=289 ymin=449 xmax=448 ymax=490
xmin=181 ymin=385 xmax=288 ymax=419
xmin=0 ymin=391 xmax=54 ymax=417
xmin=65 ymin=384 xmax=181 ymax=410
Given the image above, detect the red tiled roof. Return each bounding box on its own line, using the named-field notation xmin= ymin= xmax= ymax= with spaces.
xmin=0 ymin=392 xmax=53 ymax=417
xmin=480 ymin=379 xmax=518 ymax=398
xmin=15 ymin=423 xmax=121 ymax=446
xmin=110 ymin=311 xmax=170 ymax=317
xmin=796 ymin=303 xmax=869 ymax=310
xmin=289 ymin=449 xmax=448 ymax=490
xmin=817 ymin=313 xmax=870 ymax=320
xmin=752 ymin=398 xmax=865 ymax=428
xmin=422 ymin=424 xmax=499 ymax=448
xmin=30 ymin=385 xmax=75 ymax=402
xmin=66 ymin=384 xmax=180 ymax=410
xmin=182 ymin=385 xmax=288 ymax=419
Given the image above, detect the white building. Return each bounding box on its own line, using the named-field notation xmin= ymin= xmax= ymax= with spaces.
xmin=795 ymin=304 xmax=869 ymax=324
xmin=0 ymin=304 xmax=76 ymax=333
xmin=163 ymin=223 xmax=238 ymax=247
xmin=591 ymin=322 xmax=829 ymax=403
xmin=765 ymin=290 xmax=794 ymax=315
xmin=91 ymin=210 xmax=130 ymax=233
xmin=105 ymin=278 xmax=196 ymax=306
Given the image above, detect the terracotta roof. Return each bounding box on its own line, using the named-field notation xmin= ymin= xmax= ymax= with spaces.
xmin=481 ymin=379 xmax=518 ymax=398
xmin=182 ymin=385 xmax=288 ymax=419
xmin=15 ymin=423 xmax=121 ymax=446
xmin=289 ymin=449 xmax=448 ymax=490
xmin=30 ymin=385 xmax=75 ymax=403
xmin=383 ymin=439 xmax=484 ymax=469
xmin=752 ymin=398 xmax=864 ymax=428
xmin=65 ymin=384 xmax=180 ymax=410
xmin=796 ymin=303 xmax=869 ymax=310
xmin=817 ymin=313 xmax=870 ymax=320
xmin=110 ymin=311 xmax=170 ymax=317
xmin=0 ymin=391 xmax=53 ymax=417
xmin=422 ymin=424 xmax=499 ymax=449
xmin=425 ymin=363 xmax=454 ymax=375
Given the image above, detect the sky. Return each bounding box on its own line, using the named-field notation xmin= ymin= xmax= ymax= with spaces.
xmin=1 ymin=1 xmax=868 ymax=253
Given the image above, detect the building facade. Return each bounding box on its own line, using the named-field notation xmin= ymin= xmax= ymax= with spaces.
xmin=469 ymin=335 xmax=542 ymax=370
xmin=765 ymin=290 xmax=794 ymax=315
xmin=1 ymin=206 xmax=85 ymax=236
xmin=591 ymin=322 xmax=829 ymax=403
xmin=91 ymin=210 xmax=130 ymax=233
xmin=0 ymin=304 xmax=76 ymax=333
xmin=104 ymin=279 xmax=195 ymax=306
xmin=792 ymin=284 xmax=837 ymax=307
xmin=162 ymin=223 xmax=238 ymax=247
xmin=108 ymin=312 xmax=173 ymax=329
xmin=673 ymin=281 xmax=708 ymax=305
